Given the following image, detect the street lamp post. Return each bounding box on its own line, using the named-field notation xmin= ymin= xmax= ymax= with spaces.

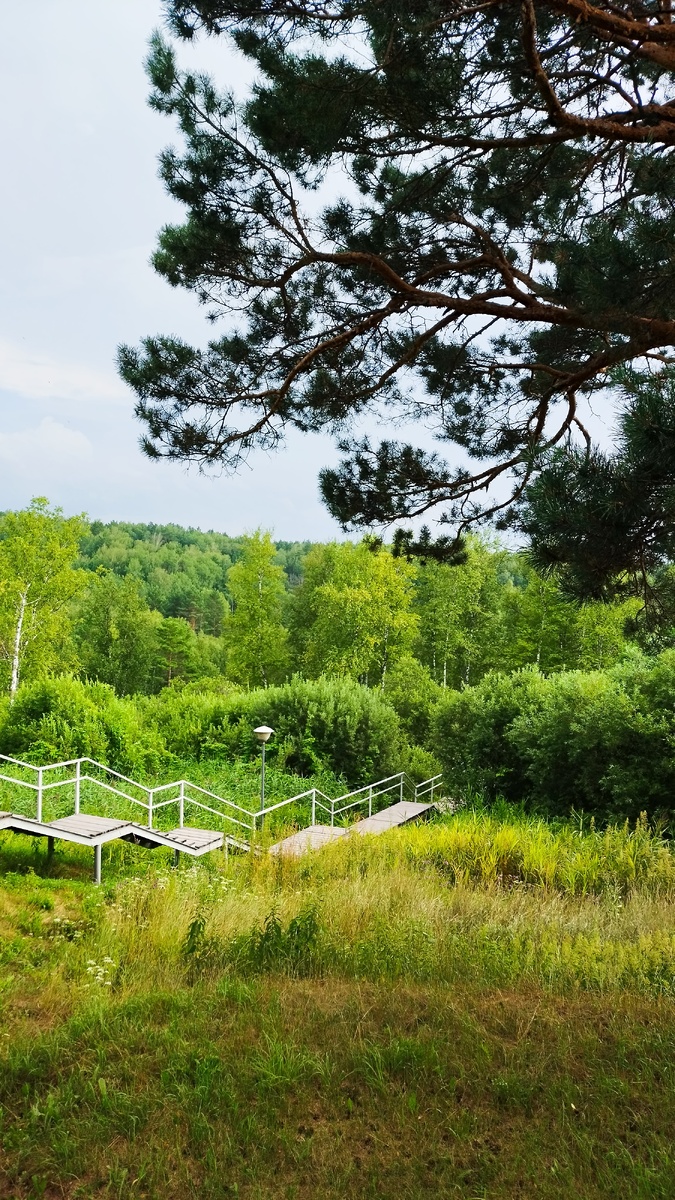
xmin=254 ymin=726 xmax=274 ymax=828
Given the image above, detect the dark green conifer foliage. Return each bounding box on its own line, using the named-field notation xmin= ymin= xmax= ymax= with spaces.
xmin=119 ymin=0 xmax=675 ymax=556
xmin=522 ymin=369 xmax=675 ymax=602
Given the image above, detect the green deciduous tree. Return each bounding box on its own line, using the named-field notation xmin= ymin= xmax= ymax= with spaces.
xmin=226 ymin=531 xmax=289 ymax=687
xmin=0 ymin=499 xmax=87 ymax=699
xmin=414 ymin=540 xmax=505 ymax=688
xmin=499 ymin=561 xmax=638 ymax=674
xmin=74 ymin=572 xmax=161 ymax=696
xmin=119 ymin=1 xmax=675 ymax=561
xmin=291 ymin=541 xmax=417 ymax=686
xmin=381 ymin=654 xmax=441 ymax=746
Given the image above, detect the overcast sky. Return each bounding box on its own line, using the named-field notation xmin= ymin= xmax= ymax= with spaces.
xmin=0 ymin=0 xmax=348 ymax=538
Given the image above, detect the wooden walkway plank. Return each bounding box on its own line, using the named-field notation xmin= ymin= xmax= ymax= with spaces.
xmin=1 ymin=770 xmax=441 ymax=871
xmin=269 ymin=824 xmax=349 ymax=857
xmin=352 ymin=801 xmax=435 ymax=835
xmin=122 ymin=824 xmax=224 ymax=855
xmin=165 ymin=826 xmax=224 ymax=852
xmin=270 ymin=802 xmax=436 ymax=856
xmin=49 ymin=814 xmax=134 ymax=841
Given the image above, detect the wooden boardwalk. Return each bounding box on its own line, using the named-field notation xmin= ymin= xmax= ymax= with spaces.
xmin=0 ymin=811 xmax=225 ymax=882
xmin=269 ymin=824 xmax=349 ymax=857
xmin=270 ymin=800 xmax=436 ymax=857
xmin=351 ymin=800 xmax=435 ymax=835
xmin=1 ymin=760 xmax=442 ymax=878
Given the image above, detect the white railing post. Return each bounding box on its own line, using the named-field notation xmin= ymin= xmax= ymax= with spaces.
xmin=148 ymin=789 xmax=153 ymax=830
xmin=179 ymin=781 xmax=185 ymax=829
xmin=369 ymin=785 xmax=373 ymax=817
xmin=331 ymin=798 xmax=334 ymax=828
xmin=311 ymin=789 xmax=316 ymax=825
xmin=37 ymin=768 xmax=43 ymax=822
xmin=75 ymin=759 xmax=81 ymax=815
xmin=400 ymin=773 xmax=404 ymax=804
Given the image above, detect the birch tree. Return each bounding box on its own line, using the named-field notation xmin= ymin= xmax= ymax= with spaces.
xmin=294 ymin=541 xmax=418 ymax=686
xmin=226 ymin=531 xmax=289 ymax=687
xmin=0 ymin=499 xmax=87 ymax=698
xmin=415 ymin=540 xmax=504 ymax=688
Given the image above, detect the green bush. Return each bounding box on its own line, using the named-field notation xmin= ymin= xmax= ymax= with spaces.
xmin=146 ymin=675 xmax=402 ymax=785
xmin=509 ymin=669 xmax=675 ymax=820
xmin=137 ymin=680 xmax=242 ymax=760
xmin=0 ymin=677 xmax=167 ymax=779
xmin=381 ymin=655 xmax=441 ymax=746
xmin=431 ymin=668 xmax=548 ymax=802
xmin=432 ymin=654 xmax=675 ymax=821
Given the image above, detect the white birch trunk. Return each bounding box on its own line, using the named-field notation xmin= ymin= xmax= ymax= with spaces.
xmin=10 ymin=590 xmax=27 ymax=701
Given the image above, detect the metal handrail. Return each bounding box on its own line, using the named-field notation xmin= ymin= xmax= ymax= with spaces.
xmin=180 ymin=780 xmax=259 ymax=817
xmin=0 ymin=771 xmax=37 ymax=790
xmin=414 ymin=773 xmax=443 ymax=801
xmin=0 ymin=753 xmax=45 ymax=772
xmin=0 ymin=753 xmax=442 ymax=840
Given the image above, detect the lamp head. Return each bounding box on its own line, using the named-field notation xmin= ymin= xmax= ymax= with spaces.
xmin=254 ymin=725 xmax=274 ymax=744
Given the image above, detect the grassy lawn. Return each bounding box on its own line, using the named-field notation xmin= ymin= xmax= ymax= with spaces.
xmin=1 ymin=808 xmax=675 ymax=1198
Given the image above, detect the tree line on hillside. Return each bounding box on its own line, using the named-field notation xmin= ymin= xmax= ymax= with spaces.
xmin=4 ymin=500 xmax=675 ymax=820
xmin=0 ymin=499 xmax=652 ymax=702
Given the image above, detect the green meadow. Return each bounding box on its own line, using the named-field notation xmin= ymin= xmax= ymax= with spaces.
xmin=2 ymin=808 xmax=675 ymax=1198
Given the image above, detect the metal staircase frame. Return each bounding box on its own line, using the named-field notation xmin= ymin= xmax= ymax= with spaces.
xmin=0 ymin=753 xmax=443 ymax=879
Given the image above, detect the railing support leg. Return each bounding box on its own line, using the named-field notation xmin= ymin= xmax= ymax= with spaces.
xmin=93 ymin=844 xmax=102 ymax=885
xmin=173 ymin=848 xmax=180 ymax=868
xmin=47 ymin=836 xmax=54 ymax=860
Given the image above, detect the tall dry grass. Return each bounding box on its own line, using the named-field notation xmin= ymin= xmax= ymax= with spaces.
xmin=18 ymin=808 xmax=670 ymax=1004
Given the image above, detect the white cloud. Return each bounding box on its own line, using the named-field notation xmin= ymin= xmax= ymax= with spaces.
xmin=0 ymin=340 xmax=125 ymax=403
xmin=0 ymin=418 xmax=93 ymax=469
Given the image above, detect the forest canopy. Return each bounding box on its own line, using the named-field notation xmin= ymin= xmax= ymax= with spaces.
xmin=0 ymin=502 xmax=674 ymax=818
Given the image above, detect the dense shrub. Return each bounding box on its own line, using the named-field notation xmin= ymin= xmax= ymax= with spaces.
xmin=146 ymin=675 xmax=402 ymax=785
xmin=258 ymin=676 xmax=402 ymax=783
xmin=382 ymin=655 xmax=441 ymax=746
xmin=432 ymin=654 xmax=675 ymax=822
xmin=431 ymin=669 xmax=548 ymax=802
xmin=0 ymin=675 xmax=403 ymax=789
xmin=137 ymin=680 xmax=241 ymax=760
xmin=0 ymin=677 xmax=167 ymax=778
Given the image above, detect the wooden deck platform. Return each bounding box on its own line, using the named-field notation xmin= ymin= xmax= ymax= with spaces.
xmin=0 ymin=811 xmax=226 ymax=881
xmin=270 ymin=801 xmax=436 ymax=856
xmin=119 ymin=824 xmax=224 ymax=854
xmin=351 ymin=800 xmax=435 ymax=834
xmin=1 ymin=796 xmax=437 ymax=872
xmin=269 ymin=824 xmax=349 ymax=857
xmin=49 ymin=814 xmax=137 ymax=842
